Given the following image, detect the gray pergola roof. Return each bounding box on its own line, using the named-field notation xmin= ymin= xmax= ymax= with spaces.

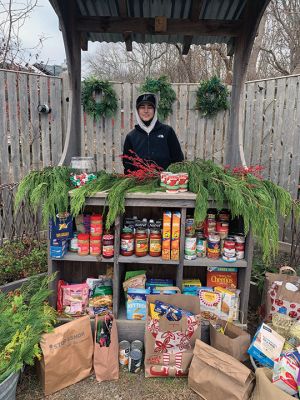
xmin=76 ymin=0 xmax=246 ymax=48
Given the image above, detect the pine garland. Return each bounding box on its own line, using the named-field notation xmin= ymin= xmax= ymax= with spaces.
xmin=140 ymin=76 xmax=176 ymax=121
xmin=15 ymin=166 xmax=72 ymax=226
xmin=196 ymin=76 xmax=229 ymax=117
xmin=81 ymin=77 xmax=118 ymax=119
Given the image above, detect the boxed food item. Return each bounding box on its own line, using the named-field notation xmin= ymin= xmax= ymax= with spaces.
xmin=126 ymin=288 xmax=150 ymax=320
xmin=207 ymin=267 xmax=237 ymax=289
xmin=49 ymin=212 xmax=73 ymax=242
xmin=171 ymin=211 xmax=181 ymax=261
xmin=154 ymin=300 xmax=193 ymax=321
xmin=248 ymin=323 xmax=285 ymax=367
xmin=199 ymin=290 xmax=222 ymax=320
xmin=88 ymin=285 xmax=113 ymax=316
xmin=214 ymin=287 xmax=240 ymax=321
xmin=272 ymin=351 xmax=300 ymax=396
xmin=50 ymin=240 xmax=68 ymax=259
xmin=162 ymin=211 xmax=171 ymax=260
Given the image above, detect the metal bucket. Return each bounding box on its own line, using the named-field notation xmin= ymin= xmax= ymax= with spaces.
xmin=0 ymin=371 xmax=20 ymax=400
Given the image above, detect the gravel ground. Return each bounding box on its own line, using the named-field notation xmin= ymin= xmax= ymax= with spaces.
xmin=16 ymin=366 xmax=200 ymax=400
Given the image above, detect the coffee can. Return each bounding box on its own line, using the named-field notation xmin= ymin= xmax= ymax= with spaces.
xmin=128 ymin=349 xmax=143 ymax=373
xmin=119 ymin=340 xmax=130 ymax=365
xmin=131 ymin=340 xmax=143 ymax=352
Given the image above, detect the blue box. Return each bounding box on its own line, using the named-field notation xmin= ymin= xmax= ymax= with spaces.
xmin=49 ymin=212 xmax=73 ymax=242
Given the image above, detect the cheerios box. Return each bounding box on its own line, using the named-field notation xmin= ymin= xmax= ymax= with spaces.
xmin=207 ymin=267 xmax=237 ymax=289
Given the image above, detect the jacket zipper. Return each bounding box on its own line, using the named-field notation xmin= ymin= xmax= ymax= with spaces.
xmin=147 ymin=132 xmax=150 ymax=159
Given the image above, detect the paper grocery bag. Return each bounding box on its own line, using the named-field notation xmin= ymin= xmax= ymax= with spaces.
xmin=210 ymin=320 xmax=251 ymax=362
xmin=145 ymin=293 xmax=201 ymax=378
xmin=93 ymin=315 xmax=119 ymax=382
xmin=188 ymin=339 xmax=254 ymax=400
xmin=251 ymin=368 xmax=294 ymax=400
xmin=38 ymin=316 xmax=93 ymax=395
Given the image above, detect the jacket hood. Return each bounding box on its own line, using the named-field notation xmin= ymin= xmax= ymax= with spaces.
xmin=135 ymin=92 xmax=158 ymax=134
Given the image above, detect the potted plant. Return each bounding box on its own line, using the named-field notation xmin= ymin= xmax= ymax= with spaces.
xmin=0 ymin=275 xmax=56 ymax=400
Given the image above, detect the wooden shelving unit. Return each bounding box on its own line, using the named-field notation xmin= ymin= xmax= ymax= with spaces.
xmin=48 ymin=191 xmax=254 ymax=341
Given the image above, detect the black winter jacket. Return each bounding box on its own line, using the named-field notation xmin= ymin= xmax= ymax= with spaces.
xmin=123 ymin=121 xmax=184 ymax=172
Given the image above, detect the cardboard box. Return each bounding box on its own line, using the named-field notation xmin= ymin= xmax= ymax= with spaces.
xmin=162 ymin=211 xmax=171 ymax=260
xmin=207 ymin=268 xmax=237 ymax=289
xmin=171 ymin=211 xmax=181 ymax=261
xmin=248 ymin=323 xmax=285 ymax=367
xmin=272 ymin=353 xmax=300 ymax=395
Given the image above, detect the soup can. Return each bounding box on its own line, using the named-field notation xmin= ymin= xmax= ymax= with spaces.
xmin=196 ymin=233 xmax=207 ymax=258
xmin=207 ymin=234 xmax=220 ymax=259
xmin=184 ymin=235 xmax=197 ymax=260
xmin=185 ymin=217 xmax=195 ymax=236
xmin=178 ymin=172 xmax=189 ymax=192
xmin=131 ymin=340 xmax=143 ymax=352
xmin=128 ymin=349 xmax=143 ymax=373
xmin=119 ymin=340 xmax=130 ymax=365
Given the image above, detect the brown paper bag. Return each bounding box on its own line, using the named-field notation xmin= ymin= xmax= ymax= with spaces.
xmin=210 ymin=320 xmax=251 ymax=362
xmin=264 ymin=267 xmax=298 ymax=320
xmin=251 ymin=368 xmax=294 ymax=400
xmin=93 ymin=315 xmax=119 ymax=382
xmin=144 ymin=293 xmax=201 ymax=378
xmin=188 ymin=339 xmax=254 ymax=400
xmin=38 ymin=316 xmax=93 ymax=395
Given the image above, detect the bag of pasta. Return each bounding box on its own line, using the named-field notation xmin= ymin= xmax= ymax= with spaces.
xmin=88 ymin=285 xmax=113 ymax=316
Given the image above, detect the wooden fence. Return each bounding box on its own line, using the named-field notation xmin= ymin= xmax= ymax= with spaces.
xmin=0 ymin=69 xmax=299 ymax=242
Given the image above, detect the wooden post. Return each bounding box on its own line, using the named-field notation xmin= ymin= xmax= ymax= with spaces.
xmin=225 ymin=0 xmax=270 ymax=166
xmin=49 ymin=0 xmax=82 ymax=166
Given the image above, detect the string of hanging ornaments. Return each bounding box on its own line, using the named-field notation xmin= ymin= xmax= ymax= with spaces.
xmin=196 ymin=76 xmax=230 ymax=118
xmin=81 ymin=77 xmax=118 ymax=119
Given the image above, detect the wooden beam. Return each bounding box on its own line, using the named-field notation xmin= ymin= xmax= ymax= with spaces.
xmin=123 ymin=31 xmax=132 ymax=51
xmin=118 ymin=0 xmax=127 ymax=17
xmin=190 ymin=0 xmax=204 ymax=22
xmin=227 ymin=38 xmax=235 ymax=56
xmin=49 ymin=0 xmax=82 ymax=165
xmin=76 ymin=17 xmax=242 ymax=37
xmin=182 ymin=36 xmax=193 ymax=55
xmin=155 ymin=16 xmax=167 ymax=32
xmin=80 ymin=33 xmax=88 ymax=51
xmin=225 ymin=0 xmax=271 ymax=167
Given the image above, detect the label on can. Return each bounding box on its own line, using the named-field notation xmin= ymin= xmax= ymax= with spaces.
xmin=207 ymin=237 xmax=220 ymax=259
xmin=102 ymin=245 xmax=114 ymax=257
xmin=149 ymin=238 xmax=161 ymax=253
xmin=119 ymin=340 xmax=130 ymax=365
xmin=128 ymin=349 xmax=142 ymax=373
xmin=196 ymin=237 xmax=207 ymax=257
xmin=185 ymin=236 xmax=196 ymax=256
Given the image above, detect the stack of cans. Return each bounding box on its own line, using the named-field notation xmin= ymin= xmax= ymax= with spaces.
xmin=119 ymin=340 xmax=144 ymax=373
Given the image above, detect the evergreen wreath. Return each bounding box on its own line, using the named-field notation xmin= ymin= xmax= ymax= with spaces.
xmin=140 ymin=75 xmax=176 ymax=121
xmin=196 ymin=76 xmax=229 ymax=117
xmin=81 ymin=77 xmax=118 ymax=119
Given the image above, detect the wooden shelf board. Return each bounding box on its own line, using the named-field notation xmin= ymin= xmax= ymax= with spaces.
xmin=184 ymin=258 xmax=248 ymax=268
xmin=118 ymin=254 xmax=179 ymax=265
xmin=51 ymin=252 xmax=114 ymax=263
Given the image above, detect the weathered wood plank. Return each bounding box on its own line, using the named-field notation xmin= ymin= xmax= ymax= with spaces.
xmin=251 ymin=82 xmax=265 ymax=166
xmin=243 ymin=82 xmax=255 ymax=165
xmin=85 ymin=114 xmax=94 ymax=158
xmin=261 ymin=79 xmax=276 ymax=179
xmin=204 ymin=115 xmax=215 ymax=161
xmin=123 ymin=83 xmax=131 ymax=150
xmin=0 ymin=71 xmax=10 ymax=184
xmin=289 ymin=76 xmax=300 ymax=198
xmin=114 ymin=83 xmax=123 ymax=173
xmin=7 ymin=72 xmax=21 ymax=182
xmin=213 ymin=110 xmax=225 ymax=165
xmin=186 ymin=88 xmax=196 ymax=161
xmin=170 ymin=84 xmax=178 ymax=134
xmin=50 ymin=78 xmax=63 ymax=165
xmin=29 ymin=74 xmax=40 ymax=170
xmin=178 ymin=84 xmax=188 ymax=156
xmin=39 ymin=76 xmax=51 ymax=167
xmin=105 ymin=117 xmax=113 ymax=172
xmin=18 ymin=73 xmax=31 ymax=176
xmin=81 ymin=106 xmax=86 ymax=157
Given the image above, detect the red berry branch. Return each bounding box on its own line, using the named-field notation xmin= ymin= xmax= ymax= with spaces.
xmin=224 ymin=164 xmax=265 ymax=180
xmin=119 ymin=150 xmax=163 ymax=181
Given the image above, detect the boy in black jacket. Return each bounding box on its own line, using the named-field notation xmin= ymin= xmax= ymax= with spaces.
xmin=122 ymin=93 xmax=184 ymax=173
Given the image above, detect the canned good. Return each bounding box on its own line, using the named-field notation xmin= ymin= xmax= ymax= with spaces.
xmin=128 ymin=349 xmax=142 ymax=373
xmin=216 ymin=221 xmax=229 ymax=239
xmin=160 ymin=171 xmax=171 ymax=187
xmin=119 ymin=340 xmax=130 ymax=365
xmin=70 ymin=233 xmax=78 ymax=252
xmin=207 ymin=208 xmax=217 ymax=219
xmin=131 ymin=340 xmax=143 ymax=352
xmin=207 ymin=234 xmax=220 ymax=259
xmin=185 ymin=218 xmax=195 ymax=236
xmin=178 ymin=172 xmax=189 ymax=192
xmin=196 ymin=233 xmax=207 ymax=258
xmin=165 ymin=173 xmax=180 ymax=193
xmin=184 ymin=236 xmax=197 ymax=260
xmin=218 ymin=209 xmax=230 ymax=221
xmin=234 ymin=234 xmax=245 ymax=243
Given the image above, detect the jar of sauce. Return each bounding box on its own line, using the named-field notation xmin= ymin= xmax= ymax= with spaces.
xmin=149 ymin=229 xmax=162 ymax=257
xmin=78 ymin=233 xmax=90 ymax=256
xmin=102 ymin=234 xmax=114 ymax=258
xmin=135 ymin=229 xmax=148 ymax=257
xmin=121 ymin=228 xmax=134 ymax=256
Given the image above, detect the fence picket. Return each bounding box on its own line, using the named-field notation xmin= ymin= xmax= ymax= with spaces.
xmin=18 ymin=73 xmax=31 ymax=176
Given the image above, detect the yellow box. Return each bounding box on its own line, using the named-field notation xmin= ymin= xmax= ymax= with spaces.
xmin=171 ymin=211 xmax=181 ymax=260
xmin=162 ymin=211 xmax=171 ymax=260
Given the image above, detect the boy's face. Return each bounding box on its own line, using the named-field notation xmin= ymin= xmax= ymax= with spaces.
xmin=138 ymin=103 xmax=155 ymax=122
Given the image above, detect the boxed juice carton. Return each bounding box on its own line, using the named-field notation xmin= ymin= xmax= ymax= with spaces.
xmin=207 ymin=267 xmax=237 ymax=289
xmin=171 ymin=211 xmax=181 ymax=261
xmin=162 ymin=211 xmax=171 ymax=260
xmin=248 ymin=323 xmax=285 ymax=367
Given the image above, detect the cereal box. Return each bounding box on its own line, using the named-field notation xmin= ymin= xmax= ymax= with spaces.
xmin=199 ymin=290 xmax=222 ymax=320
xmin=207 ymin=267 xmax=237 ymax=289
xmin=126 ymin=288 xmax=150 ymax=320
xmin=162 ymin=211 xmax=171 ymax=260
xmin=171 ymin=211 xmax=181 ymax=261
xmin=214 ymin=287 xmax=240 ymax=321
